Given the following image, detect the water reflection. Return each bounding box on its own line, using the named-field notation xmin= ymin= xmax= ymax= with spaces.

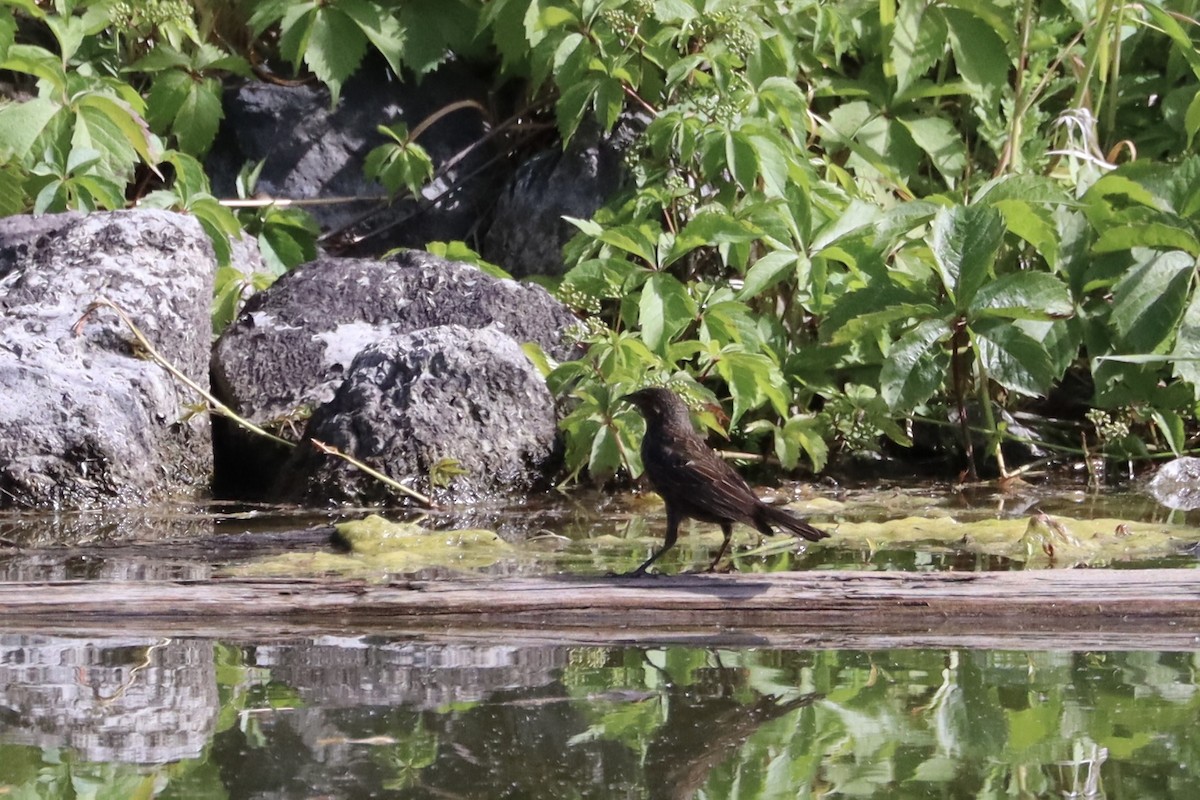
xmin=0 ymin=636 xmax=1197 ymax=798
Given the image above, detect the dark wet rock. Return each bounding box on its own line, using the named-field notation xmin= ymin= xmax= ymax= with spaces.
xmin=275 ymin=324 xmax=560 ymax=504
xmin=211 ymin=250 xmax=577 ymax=499
xmin=207 ymin=58 xmax=497 ymax=256
xmin=0 ymin=210 xmax=213 ymax=509
xmin=482 ymin=117 xmax=639 ymax=277
xmin=1145 ymin=457 xmax=1200 ymax=510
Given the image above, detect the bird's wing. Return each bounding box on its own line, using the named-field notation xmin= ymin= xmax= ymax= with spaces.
xmin=650 ymin=436 xmax=759 ymax=521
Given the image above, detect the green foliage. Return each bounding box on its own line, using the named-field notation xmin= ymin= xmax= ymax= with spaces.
xmin=524 ymin=0 xmax=1200 ymax=481
xmin=364 ymin=122 xmax=434 ymax=198
xmin=3 ymin=0 xmax=1200 ymax=477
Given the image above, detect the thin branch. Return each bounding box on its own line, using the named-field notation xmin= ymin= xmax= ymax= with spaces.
xmin=73 ymin=298 xmax=293 ymax=448
xmin=309 ymin=439 xmax=437 ymax=509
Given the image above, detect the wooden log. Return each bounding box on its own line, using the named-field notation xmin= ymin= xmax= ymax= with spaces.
xmin=1 ymin=569 xmax=1199 ymax=649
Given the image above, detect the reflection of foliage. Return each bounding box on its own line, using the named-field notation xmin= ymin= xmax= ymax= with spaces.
xmin=377 ymin=719 xmax=439 ymax=792
xmin=559 ymin=646 xmax=1200 ymax=798
xmin=0 ymin=746 xmax=163 ymax=800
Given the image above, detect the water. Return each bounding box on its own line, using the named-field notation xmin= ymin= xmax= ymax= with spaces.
xmin=1 ymin=484 xmax=1198 ymax=797
xmin=1 ymin=636 xmax=1196 ymax=798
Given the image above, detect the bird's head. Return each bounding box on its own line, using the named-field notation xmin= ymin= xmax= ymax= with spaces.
xmin=622 ymin=387 xmax=694 ymax=428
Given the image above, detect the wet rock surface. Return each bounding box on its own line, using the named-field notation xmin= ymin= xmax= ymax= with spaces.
xmin=0 ymin=210 xmax=214 ymax=509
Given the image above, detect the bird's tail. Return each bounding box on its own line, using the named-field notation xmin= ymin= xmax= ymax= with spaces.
xmin=756 ymin=504 xmax=829 ymax=542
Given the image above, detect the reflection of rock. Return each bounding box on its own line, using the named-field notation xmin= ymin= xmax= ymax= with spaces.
xmin=0 ymin=635 xmax=218 ymax=764
xmin=255 ymin=638 xmax=567 ymax=708
xmin=0 ymin=552 xmax=211 ymax=582
xmin=1146 ymin=457 xmax=1200 ymax=510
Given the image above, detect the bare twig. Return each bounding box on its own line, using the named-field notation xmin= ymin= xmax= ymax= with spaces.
xmin=309 ymin=439 xmax=437 ymax=509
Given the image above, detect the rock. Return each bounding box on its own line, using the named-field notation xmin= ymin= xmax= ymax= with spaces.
xmin=207 ymin=58 xmax=496 ymax=256
xmin=482 ymin=117 xmax=638 ymax=277
xmin=275 ymin=325 xmax=560 ymax=504
xmin=1145 ymin=457 xmax=1200 ymax=510
xmin=211 ymin=250 xmax=578 ymax=498
xmin=0 ymin=210 xmax=213 ymax=508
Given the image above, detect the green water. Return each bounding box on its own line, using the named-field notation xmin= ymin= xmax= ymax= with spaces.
xmin=1 ymin=637 xmax=1196 ymax=799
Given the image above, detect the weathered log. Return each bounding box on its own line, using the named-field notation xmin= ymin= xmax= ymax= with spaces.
xmin=2 ymin=569 xmax=1199 ymax=649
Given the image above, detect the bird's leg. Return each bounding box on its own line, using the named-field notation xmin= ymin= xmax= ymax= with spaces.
xmin=705 ymin=522 xmax=734 ymax=573
xmin=625 ymin=508 xmax=680 ymax=577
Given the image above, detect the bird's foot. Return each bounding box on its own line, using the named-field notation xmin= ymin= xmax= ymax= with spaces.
xmin=611 ymin=567 xmax=663 ymax=578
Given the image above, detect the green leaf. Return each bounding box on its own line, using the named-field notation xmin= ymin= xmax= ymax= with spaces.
xmin=556 ymin=79 xmax=595 ymax=143
xmin=666 ymin=212 xmax=761 ymax=265
xmin=738 ymin=250 xmax=798 ymax=300
xmin=588 ymin=423 xmax=623 ymax=483
xmin=747 ymin=132 xmax=791 ymax=198
xmin=943 ymin=8 xmax=1009 ymax=97
xmin=639 ymin=272 xmax=696 ymax=353
xmin=1151 ymin=409 xmax=1186 ymax=456
xmin=1110 ymin=249 xmax=1194 ymax=353
xmin=1015 ymin=317 xmax=1080 ymax=378
xmin=0 ymin=97 xmax=60 ymax=160
xmin=258 ymin=209 xmax=320 ymax=275
xmin=972 ymin=318 xmax=1056 ymax=397
xmin=1187 ymin=90 xmax=1200 ymax=150
xmin=811 ymin=200 xmax=882 ymax=252
xmin=828 ymin=301 xmax=942 ymax=346
xmin=1 ymin=43 xmax=66 ymax=91
xmin=930 ymin=204 xmax=1005 ymax=309
xmin=881 ymin=318 xmax=951 ymax=410
xmin=1142 ymin=3 xmax=1200 ymax=82
xmin=76 ymin=93 xmax=161 ymax=173
xmin=594 ymin=76 xmax=624 ymax=132
xmin=1093 ymin=222 xmax=1200 ymax=257
xmin=1170 ymin=285 xmax=1200 ymax=398
xmin=277 ymin=1 xmax=320 ymax=71
xmin=725 ymin=131 xmax=758 ymax=190
xmin=715 ymin=350 xmax=788 ymax=423
xmin=305 ymin=7 xmax=367 ymax=103
xmin=0 ymin=11 xmax=15 ymax=63
xmin=775 ymin=416 xmax=828 ymax=472
xmin=340 ymin=0 xmax=407 ymax=77
xmin=598 ymin=224 xmax=658 ymax=265
xmin=991 ymin=198 xmax=1059 ymax=267
xmin=898 ymin=115 xmax=964 ymax=185
xmin=0 ymin=164 xmax=25 ymax=215
xmin=758 ymin=76 xmax=809 ymax=143
xmin=969 ymin=272 xmax=1074 ymax=321
xmin=891 ymin=0 xmax=948 ymax=95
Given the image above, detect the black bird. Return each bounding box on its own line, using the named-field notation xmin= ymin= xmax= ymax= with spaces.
xmin=623 ymin=387 xmax=829 ymax=576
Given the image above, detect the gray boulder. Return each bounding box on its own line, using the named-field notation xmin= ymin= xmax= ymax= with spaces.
xmin=211 ymin=250 xmax=578 ymax=498
xmin=1145 ymin=457 xmax=1200 ymax=510
xmin=275 ymin=325 xmax=560 ymax=504
xmin=0 ymin=210 xmax=213 ymax=508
